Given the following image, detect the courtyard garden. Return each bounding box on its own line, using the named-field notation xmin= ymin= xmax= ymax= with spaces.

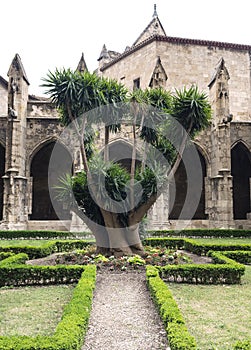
xmin=0 ymin=229 xmax=250 ymax=349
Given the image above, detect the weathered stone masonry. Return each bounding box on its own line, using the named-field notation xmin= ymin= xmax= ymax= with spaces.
xmin=0 ymin=9 xmax=250 ymax=231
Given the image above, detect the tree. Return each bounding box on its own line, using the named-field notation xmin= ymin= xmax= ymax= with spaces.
xmin=42 ymin=69 xmax=211 ymax=256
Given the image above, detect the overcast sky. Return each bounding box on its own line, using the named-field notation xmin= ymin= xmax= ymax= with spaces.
xmin=1 ymin=0 xmax=250 ymax=95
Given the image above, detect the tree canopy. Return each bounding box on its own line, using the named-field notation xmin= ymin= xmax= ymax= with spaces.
xmin=42 ymin=69 xmax=211 ymax=256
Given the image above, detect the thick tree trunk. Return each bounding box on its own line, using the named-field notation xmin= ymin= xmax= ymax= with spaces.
xmin=94 ymin=224 xmax=144 ymax=257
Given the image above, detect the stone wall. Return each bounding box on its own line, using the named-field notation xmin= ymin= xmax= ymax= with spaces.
xmin=101 ymin=38 xmax=251 ymax=122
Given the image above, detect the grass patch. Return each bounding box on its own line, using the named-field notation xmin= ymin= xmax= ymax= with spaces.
xmin=0 ymin=285 xmax=74 ymax=337
xmin=0 ymin=240 xmax=53 ymax=247
xmin=192 ymin=238 xmax=251 ymax=245
xmin=167 ymin=266 xmax=251 ymax=349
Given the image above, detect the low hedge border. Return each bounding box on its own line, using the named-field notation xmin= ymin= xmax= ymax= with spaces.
xmin=0 ymin=265 xmax=96 ymax=350
xmin=0 ymin=252 xmax=14 ymax=261
xmin=144 ymin=237 xmax=251 ymax=255
xmin=0 ymin=253 xmax=29 ymax=267
xmin=0 ymin=230 xmax=93 ymax=240
xmin=221 ymin=251 xmax=251 ymax=264
xmin=146 ymin=266 xmax=251 ymax=350
xmin=147 ymin=229 xmax=251 ymax=238
xmin=0 ymin=250 xmax=86 ymax=287
xmin=184 ymin=239 xmax=251 ymax=256
xmin=0 ymin=240 xmax=94 ymax=259
xmin=144 ymin=238 xmax=246 ymax=284
xmin=0 ymin=264 xmax=86 ymax=287
xmin=146 ymin=265 xmax=196 ymax=350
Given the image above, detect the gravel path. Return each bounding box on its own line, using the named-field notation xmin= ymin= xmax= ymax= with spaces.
xmin=82 ymin=271 xmax=170 ymax=350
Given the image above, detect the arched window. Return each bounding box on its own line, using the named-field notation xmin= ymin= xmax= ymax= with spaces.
xmin=30 ymin=141 xmax=72 ymax=220
xmin=231 ymin=142 xmax=251 ymax=219
xmin=169 ymin=146 xmax=207 ymax=220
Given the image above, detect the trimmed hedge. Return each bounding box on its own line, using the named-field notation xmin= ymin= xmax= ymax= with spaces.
xmin=0 ymin=252 xmax=14 ymax=261
xmin=146 ymin=266 xmax=196 ymax=349
xmin=0 ymin=240 xmax=94 ymax=259
xmin=184 ymin=239 xmax=251 ymax=256
xmin=0 ymin=253 xmax=29 ymax=267
xmin=158 ymin=251 xmax=245 ymax=284
xmin=144 ymin=237 xmax=251 ymax=256
xmin=147 ymin=228 xmax=251 ymax=238
xmin=0 ymin=265 xmax=96 ymax=350
xmin=0 ymin=230 xmax=93 ymax=240
xmin=222 ymin=251 xmax=251 ymax=264
xmin=0 ymin=264 xmax=86 ymax=287
xmin=143 ymin=237 xmax=185 ymax=249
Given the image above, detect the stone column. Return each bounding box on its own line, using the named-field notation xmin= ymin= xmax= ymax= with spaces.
xmin=1 ymin=54 xmax=29 ymax=229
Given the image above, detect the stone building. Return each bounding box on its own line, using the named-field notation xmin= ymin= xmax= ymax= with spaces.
xmin=0 ymin=7 xmax=250 ymax=231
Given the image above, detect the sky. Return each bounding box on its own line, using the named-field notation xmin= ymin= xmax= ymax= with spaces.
xmin=0 ymin=0 xmax=250 ymax=96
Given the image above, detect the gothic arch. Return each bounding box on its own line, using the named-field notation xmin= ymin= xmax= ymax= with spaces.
xmin=193 ymin=142 xmax=210 ymax=168
xmin=231 ymin=141 xmax=251 ymax=219
xmin=29 ymin=136 xmax=69 ymax=168
xmin=169 ymin=145 xmax=207 ymax=220
xmin=30 ymin=140 xmax=73 ymax=220
xmin=101 ymin=139 xmax=141 ymax=171
xmin=0 ymin=144 xmax=5 ymax=220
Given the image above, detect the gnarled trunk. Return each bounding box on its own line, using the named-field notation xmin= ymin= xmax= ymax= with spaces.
xmin=93 ymin=223 xmax=144 ymax=257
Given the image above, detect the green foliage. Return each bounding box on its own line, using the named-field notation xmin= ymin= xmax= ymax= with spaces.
xmin=184 ymin=239 xmax=251 ymax=256
xmin=147 ymin=228 xmax=251 ymax=238
xmin=0 ymin=240 xmax=93 ymax=260
xmin=146 ymin=266 xmax=196 ymax=349
xmin=222 ymin=251 xmax=251 ymax=264
xmin=43 ymin=67 xmax=212 ymax=231
xmin=0 ymin=230 xmax=91 ymax=240
xmin=0 ymin=265 xmax=96 ymax=350
xmin=145 ymin=237 xmax=246 ymax=284
xmin=234 ymin=340 xmax=251 ymax=350
xmin=0 ymin=253 xmax=28 ymax=267
xmin=171 ymin=85 xmax=211 ymax=137
xmin=42 ymin=69 xmax=128 ymax=127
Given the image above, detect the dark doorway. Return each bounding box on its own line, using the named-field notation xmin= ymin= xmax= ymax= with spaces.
xmin=30 ymin=142 xmax=72 ymax=220
xmin=107 ymin=141 xmax=140 ymax=172
xmin=231 ymin=143 xmax=251 ymax=219
xmin=0 ymin=145 xmax=5 ymax=220
xmin=169 ymin=147 xmax=207 ymax=220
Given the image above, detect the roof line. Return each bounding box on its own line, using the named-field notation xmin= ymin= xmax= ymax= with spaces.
xmin=100 ymin=34 xmax=251 ymax=72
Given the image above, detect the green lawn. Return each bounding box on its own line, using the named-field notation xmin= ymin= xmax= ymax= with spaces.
xmin=167 ymin=266 xmax=251 ymax=350
xmin=0 ymin=285 xmax=74 ymax=336
xmin=192 ymin=238 xmax=251 ymax=245
xmin=0 ymin=240 xmax=55 ymax=247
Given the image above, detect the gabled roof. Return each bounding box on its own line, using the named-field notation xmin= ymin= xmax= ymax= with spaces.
xmin=98 ymin=44 xmax=120 ymax=62
xmin=76 ymin=53 xmax=88 ymax=72
xmin=7 ymin=54 xmax=29 ymax=85
xmin=208 ymin=57 xmax=230 ymax=87
xmin=132 ymin=5 xmax=166 ymax=47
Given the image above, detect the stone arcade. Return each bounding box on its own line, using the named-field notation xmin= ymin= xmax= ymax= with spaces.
xmin=0 ymin=7 xmax=250 ymax=231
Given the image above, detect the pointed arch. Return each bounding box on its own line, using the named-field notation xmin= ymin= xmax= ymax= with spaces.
xmin=169 ymin=145 xmax=207 ymax=220
xmin=101 ymin=139 xmax=141 ymax=172
xmin=30 ymin=140 xmax=73 ymax=220
xmin=231 ymin=141 xmax=251 ymax=219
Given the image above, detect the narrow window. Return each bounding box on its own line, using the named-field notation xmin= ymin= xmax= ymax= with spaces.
xmin=133 ymin=78 xmax=140 ymax=90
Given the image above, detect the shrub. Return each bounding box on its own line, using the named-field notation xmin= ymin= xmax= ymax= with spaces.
xmin=0 ymin=265 xmax=96 ymax=350
xmin=146 ymin=266 xmax=196 ymax=349
xmin=147 ymin=229 xmax=251 ymax=238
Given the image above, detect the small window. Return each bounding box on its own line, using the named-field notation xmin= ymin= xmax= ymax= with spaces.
xmin=133 ymin=78 xmax=140 ymax=90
